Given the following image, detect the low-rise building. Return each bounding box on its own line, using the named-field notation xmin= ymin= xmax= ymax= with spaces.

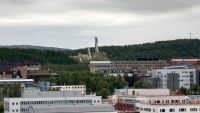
xmin=4 ymin=88 xmax=116 ymax=113
xmin=51 ymin=85 xmax=86 ymax=94
xmin=90 ymin=60 xmax=167 ymax=76
xmin=111 ymin=88 xmax=200 ymax=113
xmin=170 ymin=59 xmax=200 ymax=65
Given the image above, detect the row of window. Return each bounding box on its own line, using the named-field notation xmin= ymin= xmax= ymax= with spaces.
xmin=160 ymin=108 xmax=200 ymax=112
xmin=20 ymin=108 xmax=29 ymax=112
xmin=11 ymin=108 xmax=29 ymax=113
xmin=111 ymin=61 xmax=165 ymax=65
xmin=150 ymin=99 xmax=187 ymax=104
xmin=53 ymin=86 xmax=86 ymax=89
xmin=65 ymin=86 xmax=85 ymax=89
xmin=20 ymin=99 xmax=98 ymax=105
xmin=140 ymin=108 xmax=200 ymax=112
xmin=7 ymin=100 xmax=99 ymax=112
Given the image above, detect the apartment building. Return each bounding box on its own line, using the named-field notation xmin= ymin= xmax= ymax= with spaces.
xmin=151 ymin=66 xmax=196 ymax=90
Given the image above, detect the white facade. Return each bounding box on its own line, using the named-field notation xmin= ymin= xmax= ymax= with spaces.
xmin=137 ymin=103 xmax=200 ymax=113
xmin=4 ymin=96 xmax=101 ymax=113
xmin=0 ymin=79 xmax=34 ymax=82
xmin=3 ymin=87 xmax=118 ymax=113
xmin=134 ymin=96 xmax=200 ymax=113
xmin=127 ymin=89 xmax=170 ymax=96
xmin=51 ymin=85 xmax=86 ymax=94
xmin=113 ymin=89 xmax=169 ymax=97
xmin=152 ymin=68 xmax=196 ymax=89
xmin=113 ymin=88 xmax=200 ymax=113
xmin=0 ymin=78 xmax=34 ymax=85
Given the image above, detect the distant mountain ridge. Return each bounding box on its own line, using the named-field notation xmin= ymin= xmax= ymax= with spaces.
xmin=1 ymin=39 xmax=200 ymax=61
xmin=0 ymin=45 xmax=70 ymax=51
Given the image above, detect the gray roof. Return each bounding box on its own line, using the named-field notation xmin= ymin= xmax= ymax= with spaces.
xmin=29 ymin=104 xmax=116 ymax=113
xmin=27 ymin=70 xmax=58 ymax=76
xmin=22 ymin=89 xmax=83 ymax=98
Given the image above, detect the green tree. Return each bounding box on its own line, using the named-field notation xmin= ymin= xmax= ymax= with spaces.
xmin=70 ymin=39 xmax=200 ymax=60
xmin=98 ymin=88 xmax=110 ymax=99
xmin=41 ymin=71 xmax=127 ymax=96
xmin=133 ymin=80 xmax=152 ymax=89
xmin=179 ymin=87 xmax=188 ymax=95
xmin=190 ymin=84 xmax=199 ymax=95
xmin=0 ymin=101 xmax=3 ymax=113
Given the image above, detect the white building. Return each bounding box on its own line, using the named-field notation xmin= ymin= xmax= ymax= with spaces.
xmin=112 ymin=88 xmax=200 ymax=113
xmin=152 ymin=68 xmax=196 ymax=89
xmin=127 ymin=89 xmax=170 ymax=96
xmin=4 ymin=88 xmax=116 ymax=113
xmin=51 ymin=85 xmax=86 ymax=94
xmin=134 ymin=95 xmax=200 ymax=113
xmin=111 ymin=89 xmax=169 ymax=105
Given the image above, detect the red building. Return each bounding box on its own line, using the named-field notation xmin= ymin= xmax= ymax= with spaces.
xmin=170 ymin=59 xmax=200 ymax=65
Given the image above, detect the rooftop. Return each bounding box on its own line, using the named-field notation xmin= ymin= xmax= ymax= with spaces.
xmin=0 ymin=78 xmax=34 ymax=82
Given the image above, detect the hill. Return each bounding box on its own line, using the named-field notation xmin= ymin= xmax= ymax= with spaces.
xmin=70 ymin=39 xmax=200 ymax=60
xmin=0 ymin=48 xmax=76 ymax=64
xmin=0 ymin=45 xmax=70 ymax=51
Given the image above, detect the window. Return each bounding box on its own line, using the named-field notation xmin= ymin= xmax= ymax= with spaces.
xmin=12 ymin=102 xmax=14 ymax=105
xmin=160 ymin=109 xmax=165 ymax=112
xmin=144 ymin=108 xmax=151 ymax=112
xmin=179 ymin=108 xmax=186 ymax=112
xmin=190 ymin=108 xmax=198 ymax=111
xmin=169 ymin=108 xmax=175 ymax=112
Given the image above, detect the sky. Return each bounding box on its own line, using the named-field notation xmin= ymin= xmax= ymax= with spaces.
xmin=0 ymin=0 xmax=200 ymax=49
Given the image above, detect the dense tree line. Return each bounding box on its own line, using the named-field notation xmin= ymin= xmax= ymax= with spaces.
xmin=179 ymin=84 xmax=200 ymax=95
xmin=41 ymin=71 xmax=127 ymax=98
xmin=70 ymin=39 xmax=200 ymax=60
xmin=133 ymin=80 xmax=153 ymax=89
xmin=0 ymin=85 xmax=21 ymax=112
xmin=0 ymin=101 xmax=3 ymax=113
xmin=0 ymin=84 xmax=21 ymax=99
xmin=0 ymin=48 xmax=76 ymax=64
xmin=2 ymin=39 xmax=200 ymax=64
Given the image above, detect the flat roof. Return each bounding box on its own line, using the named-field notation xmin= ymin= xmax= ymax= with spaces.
xmin=0 ymin=78 xmax=34 ymax=82
xmin=90 ymin=61 xmax=111 ymax=64
xmin=171 ymin=59 xmax=200 ymax=61
xmin=30 ymin=104 xmax=116 ymax=113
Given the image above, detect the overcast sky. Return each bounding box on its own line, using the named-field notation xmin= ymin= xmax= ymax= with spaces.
xmin=0 ymin=0 xmax=200 ymax=49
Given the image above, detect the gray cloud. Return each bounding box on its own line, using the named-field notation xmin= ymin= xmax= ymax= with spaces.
xmin=0 ymin=0 xmax=199 ymax=49
xmin=1 ymin=0 xmax=200 ymax=18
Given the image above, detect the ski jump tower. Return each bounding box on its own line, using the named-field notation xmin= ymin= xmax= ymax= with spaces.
xmin=95 ymin=37 xmax=99 ymax=53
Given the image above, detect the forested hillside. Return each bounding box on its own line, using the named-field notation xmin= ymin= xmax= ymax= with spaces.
xmin=0 ymin=48 xmax=76 ymax=64
xmin=70 ymin=39 xmax=200 ymax=60
xmin=1 ymin=39 xmax=200 ymax=64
